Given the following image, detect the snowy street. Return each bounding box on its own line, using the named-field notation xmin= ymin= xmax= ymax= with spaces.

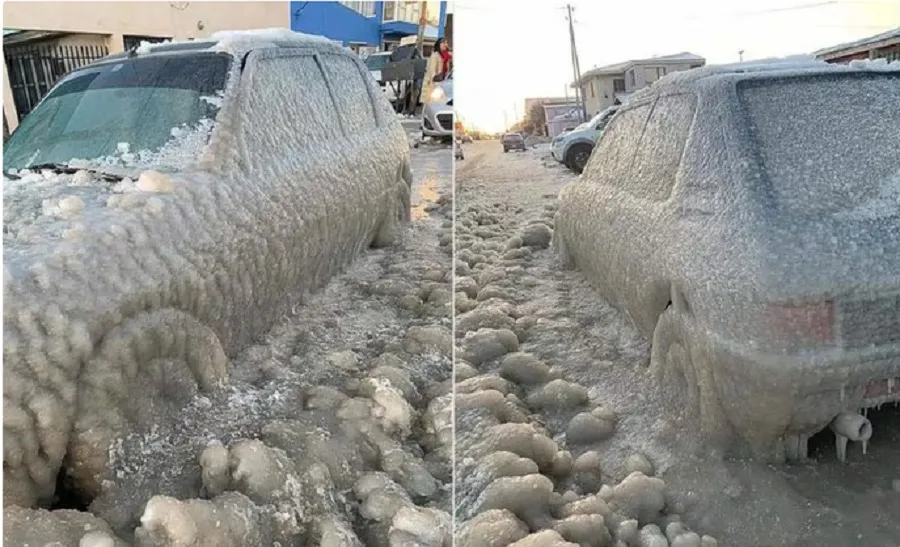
xmin=453 ymin=140 xmax=900 ymax=547
xmin=4 ymin=140 xmax=455 ymax=545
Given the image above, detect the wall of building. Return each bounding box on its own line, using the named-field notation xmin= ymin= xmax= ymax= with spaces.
xmin=290 ymin=1 xmax=382 ymax=46
xmin=3 ymin=1 xmax=289 ymax=47
xmin=582 ymin=75 xmax=616 ymax=116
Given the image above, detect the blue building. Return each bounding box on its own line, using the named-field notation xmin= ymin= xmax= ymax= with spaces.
xmin=290 ymin=1 xmax=448 ymax=54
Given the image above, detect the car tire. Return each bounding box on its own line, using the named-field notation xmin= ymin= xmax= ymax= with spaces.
xmin=68 ymin=309 xmax=228 ymax=500
xmin=566 ymin=143 xmax=593 ymax=174
xmin=649 ymin=306 xmax=730 ymax=455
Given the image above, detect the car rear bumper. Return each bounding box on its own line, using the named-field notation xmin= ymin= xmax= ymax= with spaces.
xmin=702 ymin=331 xmax=900 ymax=437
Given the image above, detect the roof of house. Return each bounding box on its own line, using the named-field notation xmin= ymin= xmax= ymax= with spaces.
xmin=578 ymin=52 xmax=705 ymax=83
xmin=813 ymin=27 xmax=900 ymax=58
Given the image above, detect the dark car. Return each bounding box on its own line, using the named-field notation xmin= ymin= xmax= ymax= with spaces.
xmin=501 ymin=132 xmax=526 ymax=153
xmin=554 ymin=60 xmax=900 ymax=464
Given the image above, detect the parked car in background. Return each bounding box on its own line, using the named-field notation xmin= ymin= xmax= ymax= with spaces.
xmin=551 ymin=105 xmax=618 ymax=173
xmin=554 ymin=60 xmax=900 ymax=465
xmin=2 ymin=28 xmax=413 ymax=509
xmin=422 ymin=68 xmax=454 ymax=143
xmin=501 ymin=132 xmax=526 ymax=152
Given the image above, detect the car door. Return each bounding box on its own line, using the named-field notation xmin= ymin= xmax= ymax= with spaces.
xmin=318 ymin=51 xmax=399 ymax=258
xmin=233 ymin=47 xmax=347 ymax=313
xmin=574 ymin=99 xmax=653 ymax=311
xmin=607 ymin=93 xmax=699 ymax=333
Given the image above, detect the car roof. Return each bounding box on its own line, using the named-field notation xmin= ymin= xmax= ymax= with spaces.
xmin=628 ymin=57 xmax=900 ymax=102
xmin=99 ymin=28 xmax=345 ymax=64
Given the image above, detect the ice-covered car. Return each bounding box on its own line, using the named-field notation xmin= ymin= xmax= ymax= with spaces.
xmin=422 ymin=69 xmax=454 ymax=142
xmin=550 ymin=105 xmax=618 ymax=173
xmin=554 ymin=59 xmax=900 ymax=464
xmin=501 ymin=132 xmax=526 ymax=153
xmin=2 ymin=28 xmax=413 ymax=508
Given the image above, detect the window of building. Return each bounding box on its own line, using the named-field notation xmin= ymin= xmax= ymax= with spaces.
xmin=630 ymin=94 xmax=697 ymax=200
xmin=383 ymin=1 xmax=439 ymax=25
xmin=657 ymin=66 xmax=667 ymax=78
xmin=613 ymin=78 xmax=626 ymax=93
xmin=340 ymin=1 xmax=377 ymax=17
xmin=590 ymin=81 xmax=595 ymax=98
xmin=627 ymin=70 xmax=635 ymax=89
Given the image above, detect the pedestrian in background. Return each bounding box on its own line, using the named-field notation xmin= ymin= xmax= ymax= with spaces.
xmin=423 ymin=38 xmax=451 ymax=103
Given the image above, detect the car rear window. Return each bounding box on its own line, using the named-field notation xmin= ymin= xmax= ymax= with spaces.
xmin=739 ymin=73 xmax=900 ymax=217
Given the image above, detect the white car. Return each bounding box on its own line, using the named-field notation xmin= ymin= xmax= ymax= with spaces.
xmin=421 ymin=70 xmax=454 ymax=142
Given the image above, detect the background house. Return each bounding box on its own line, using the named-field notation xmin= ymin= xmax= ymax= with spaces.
xmin=542 ymin=102 xmax=580 ymax=138
xmin=813 ymin=27 xmax=900 ymax=63
xmin=522 ymin=96 xmax=577 ymax=135
xmin=574 ymin=52 xmax=705 ymax=116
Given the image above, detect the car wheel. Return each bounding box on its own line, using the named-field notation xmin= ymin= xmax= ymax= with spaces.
xmin=649 ymin=307 xmax=730 ymax=454
xmin=566 ymin=143 xmax=593 ymax=174
xmin=68 ymin=309 xmax=228 ymax=500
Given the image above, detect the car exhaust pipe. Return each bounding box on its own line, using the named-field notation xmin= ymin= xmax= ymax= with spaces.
xmin=830 ymin=411 xmax=872 ymax=463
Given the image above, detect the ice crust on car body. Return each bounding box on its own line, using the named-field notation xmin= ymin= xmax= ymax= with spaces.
xmin=3 ymin=28 xmax=412 ymax=508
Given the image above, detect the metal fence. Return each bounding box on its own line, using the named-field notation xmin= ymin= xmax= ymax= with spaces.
xmin=4 ymin=43 xmax=109 ymax=120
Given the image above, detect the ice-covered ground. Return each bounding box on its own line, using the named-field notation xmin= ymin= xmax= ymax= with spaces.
xmin=4 ymin=141 xmax=455 ymax=546
xmin=453 ymin=140 xmax=900 ymax=547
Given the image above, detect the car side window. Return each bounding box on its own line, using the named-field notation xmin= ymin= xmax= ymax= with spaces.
xmin=583 ymin=103 xmax=652 ymax=186
xmin=243 ymin=54 xmax=341 ymax=156
xmin=630 ymin=94 xmax=697 ymax=201
xmin=319 ymin=54 xmax=378 ymax=132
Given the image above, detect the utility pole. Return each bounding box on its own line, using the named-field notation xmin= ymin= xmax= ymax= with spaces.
xmin=415 ymin=1 xmax=428 ymax=56
xmin=566 ymin=4 xmax=587 ymax=122
xmin=513 ymin=102 xmax=519 ymax=124
xmin=738 ymin=49 xmax=745 ymax=62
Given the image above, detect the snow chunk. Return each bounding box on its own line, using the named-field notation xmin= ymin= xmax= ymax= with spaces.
xmin=210 ymin=28 xmax=337 ymax=53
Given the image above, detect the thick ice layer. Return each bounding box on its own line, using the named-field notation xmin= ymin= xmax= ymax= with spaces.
xmin=3 ymin=36 xmax=412 ymax=508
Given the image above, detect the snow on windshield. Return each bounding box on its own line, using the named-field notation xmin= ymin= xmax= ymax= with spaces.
xmin=3 ymin=54 xmax=230 ymax=173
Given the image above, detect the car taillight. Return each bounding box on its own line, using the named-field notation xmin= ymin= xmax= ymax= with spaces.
xmin=764 ymin=300 xmax=835 ymax=346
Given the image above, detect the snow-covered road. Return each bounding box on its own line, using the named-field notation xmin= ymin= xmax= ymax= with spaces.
xmin=453 ymin=140 xmax=900 ymax=547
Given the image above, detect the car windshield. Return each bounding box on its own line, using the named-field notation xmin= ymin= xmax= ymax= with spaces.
xmin=3 ymin=52 xmax=231 ymax=172
xmin=365 ymin=54 xmax=391 ymax=70
xmin=739 ymin=73 xmax=900 ymax=218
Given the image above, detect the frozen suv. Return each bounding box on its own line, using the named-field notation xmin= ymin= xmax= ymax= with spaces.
xmin=554 ymin=60 xmax=900 ymax=464
xmin=2 ymin=29 xmax=413 ymax=508
xmin=550 ymin=105 xmax=618 ymax=173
